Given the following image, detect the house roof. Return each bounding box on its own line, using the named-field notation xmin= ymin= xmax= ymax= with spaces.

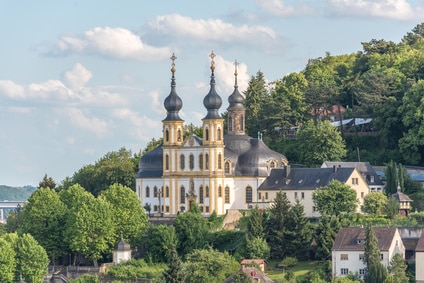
xmin=416 ymin=232 xmax=424 ymax=252
xmin=322 ymin=161 xmax=384 ymax=186
xmin=241 ymin=259 xmax=267 ymax=265
xmin=392 ymin=191 xmax=413 ymax=202
xmin=258 ymin=166 xmax=356 ymax=191
xmin=333 ymin=227 xmax=398 ymax=252
xmin=223 ymin=267 xmax=274 ymax=283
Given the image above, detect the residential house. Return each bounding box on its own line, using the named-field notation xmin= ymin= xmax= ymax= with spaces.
xmin=257 ymin=165 xmax=369 ymax=218
xmin=332 ymin=227 xmax=405 ymax=279
xmin=241 ymin=259 xmax=267 ymax=272
xmin=321 ymin=162 xmax=385 ymax=192
xmin=416 ymin=232 xmax=424 ymax=283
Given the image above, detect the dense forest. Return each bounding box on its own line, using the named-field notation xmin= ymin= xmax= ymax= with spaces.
xmin=241 ymin=23 xmax=424 ymax=167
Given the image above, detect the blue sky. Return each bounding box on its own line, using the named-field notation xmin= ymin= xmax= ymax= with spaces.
xmin=1 ymin=0 xmax=423 ymax=187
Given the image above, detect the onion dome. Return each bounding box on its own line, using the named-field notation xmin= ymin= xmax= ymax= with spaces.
xmin=163 ymin=53 xmax=183 ymax=121
xmin=203 ymin=51 xmax=222 ymax=119
xmin=228 ymin=60 xmax=245 ymax=110
xmin=136 ymin=144 xmax=163 ymax=178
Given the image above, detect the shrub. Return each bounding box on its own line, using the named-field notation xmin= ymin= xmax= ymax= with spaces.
xmin=281 ymin=256 xmax=298 ymax=267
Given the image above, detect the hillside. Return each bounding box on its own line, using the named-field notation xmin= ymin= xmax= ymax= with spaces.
xmin=0 ymin=185 xmax=37 ymax=201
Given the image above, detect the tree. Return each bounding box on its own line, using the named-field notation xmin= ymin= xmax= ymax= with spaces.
xmin=245 ymin=236 xmax=270 ymax=259
xmin=387 ymin=253 xmax=408 ymax=283
xmin=99 ymin=184 xmax=148 ymax=247
xmin=266 ymin=191 xmax=291 ymax=259
xmin=385 ymin=160 xmax=398 ymax=195
xmin=163 ymin=248 xmax=185 ymax=283
xmin=364 ymin=225 xmax=387 ymax=283
xmin=38 ymin=174 xmax=57 ymax=191
xmin=184 ymin=248 xmax=239 ymax=283
xmin=285 ymin=200 xmax=312 ymax=260
xmin=296 ymin=120 xmax=347 ymax=167
xmin=15 ymin=233 xmax=49 ymax=283
xmin=173 ymin=203 xmax=208 ymax=256
xmin=312 ymin=180 xmax=358 ymax=216
xmin=361 ymin=192 xmax=388 ymax=215
xmin=5 ymin=204 xmax=23 ymax=233
xmin=20 ymin=188 xmax=67 ymax=263
xmin=386 ymin=196 xmax=400 ymax=220
xmin=244 ymin=71 xmax=269 ymax=137
xmin=145 ymin=225 xmax=178 ymax=263
xmin=0 ymin=238 xmax=15 ymax=283
xmin=247 ymin=206 xmax=265 ymax=239
xmin=315 ymin=215 xmax=338 ymax=260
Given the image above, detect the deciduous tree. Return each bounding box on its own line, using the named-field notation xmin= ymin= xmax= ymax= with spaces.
xmin=313 ymin=180 xmax=358 ymax=216
xmin=361 ymin=192 xmax=388 ymax=215
xmin=0 ymin=238 xmax=15 ymax=283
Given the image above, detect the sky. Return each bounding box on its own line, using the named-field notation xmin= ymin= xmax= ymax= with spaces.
xmin=1 ymin=0 xmax=423 ymax=187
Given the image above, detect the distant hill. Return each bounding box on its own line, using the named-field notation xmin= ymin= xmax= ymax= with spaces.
xmin=0 ymin=185 xmax=37 ymax=201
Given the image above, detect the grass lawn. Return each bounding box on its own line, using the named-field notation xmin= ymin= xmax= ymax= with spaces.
xmin=266 ymin=260 xmax=323 ymax=282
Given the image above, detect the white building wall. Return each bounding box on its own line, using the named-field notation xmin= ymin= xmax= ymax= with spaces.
xmin=417 ymin=252 xmax=424 ymax=282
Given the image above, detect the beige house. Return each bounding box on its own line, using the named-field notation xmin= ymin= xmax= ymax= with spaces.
xmin=257 ymin=165 xmax=370 ymax=217
xmin=332 ymin=227 xmax=405 ymax=279
xmin=416 ymin=232 xmax=424 ymax=282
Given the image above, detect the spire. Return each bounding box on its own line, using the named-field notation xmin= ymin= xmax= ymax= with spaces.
xmin=203 ymin=51 xmax=222 ymax=119
xmin=228 ymin=59 xmax=245 ymax=110
xmin=163 ymin=53 xmax=183 ymax=121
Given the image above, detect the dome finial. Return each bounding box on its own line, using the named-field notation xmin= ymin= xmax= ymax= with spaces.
xmin=170 ymin=53 xmax=177 ymax=75
xmin=209 ymin=51 xmax=216 ymax=72
xmin=233 ymin=60 xmax=238 ymax=87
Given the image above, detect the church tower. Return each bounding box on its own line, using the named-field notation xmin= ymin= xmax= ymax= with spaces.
xmin=227 ymin=60 xmax=246 ymax=135
xmin=162 ymin=54 xmax=184 ymax=175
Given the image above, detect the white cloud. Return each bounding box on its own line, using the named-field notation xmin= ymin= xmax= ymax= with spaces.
xmin=64 ymin=107 xmax=108 ymax=137
xmin=51 ymin=27 xmax=171 ymax=61
xmin=325 ymin=0 xmax=423 ymax=20
xmin=62 ymin=63 xmax=93 ymax=91
xmin=149 ymin=90 xmax=163 ymax=115
xmin=0 ymin=80 xmax=26 ymax=99
xmin=147 ymin=14 xmax=277 ymax=49
xmin=213 ymin=55 xmax=249 ymax=95
xmin=256 ymin=0 xmax=315 ymax=16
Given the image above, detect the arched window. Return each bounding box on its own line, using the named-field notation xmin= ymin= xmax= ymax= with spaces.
xmin=205 ymin=186 xmax=209 ymax=198
xmin=218 ymin=186 xmax=222 ymax=197
xmin=189 ymin=154 xmax=194 ymax=170
xmin=145 ymin=186 xmax=150 ymax=198
xmin=154 ymin=186 xmax=158 ymax=197
xmin=225 ymin=161 xmax=230 ymax=174
xmin=205 ymin=128 xmax=209 ymax=141
xmin=225 ymin=187 xmax=230 ymax=203
xmin=165 ymin=129 xmax=169 ymax=142
xmin=228 ymin=117 xmax=233 ymax=131
xmin=217 ymin=128 xmax=221 ymax=141
xmin=218 ymin=154 xmax=222 ymax=170
xmin=180 ymin=186 xmax=185 ymax=204
xmin=245 ymin=186 xmax=253 ymax=203
xmin=205 ymin=153 xmax=209 ymax=169
xmin=165 ymin=154 xmax=169 ymax=170
xmin=177 ymin=129 xmax=181 ymax=141
xmin=180 ymin=154 xmax=185 ymax=170
xmin=199 ymin=186 xmax=204 ymax=204
xmin=199 ymin=154 xmax=203 ymax=170
xmin=166 ymin=186 xmax=169 ymax=198
xmin=270 ymin=160 xmax=276 ymax=169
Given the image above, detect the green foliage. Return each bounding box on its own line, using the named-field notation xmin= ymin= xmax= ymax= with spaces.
xmin=38 ymin=174 xmax=57 ymax=191
xmin=247 ymin=206 xmax=266 ymax=239
xmin=296 ymin=120 xmax=347 ymax=167
xmin=0 ymin=238 xmax=15 ymax=283
xmin=245 ymin=236 xmax=270 ymax=259
xmin=163 ymin=248 xmax=185 ymax=283
xmin=386 ymin=196 xmax=400 ymax=220
xmin=69 ymin=274 xmax=99 ymax=283
xmin=184 ymin=248 xmax=240 ymax=283
xmin=361 ymin=192 xmax=388 ymax=215
xmin=364 ymin=225 xmax=388 ymax=283
xmin=285 ymin=200 xmax=312 ymax=260
xmin=387 ymin=253 xmax=408 ymax=283
xmin=281 ymin=256 xmax=298 ymax=267
xmin=0 ymin=185 xmax=36 ymax=201
xmin=315 ymin=215 xmax=338 ymax=260
xmin=312 ymin=180 xmax=358 ymax=216
xmin=107 ymin=259 xmax=166 ymax=280
xmin=145 ymin=224 xmax=178 ymax=263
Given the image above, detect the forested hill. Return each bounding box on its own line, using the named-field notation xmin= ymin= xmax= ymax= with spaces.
xmin=242 ymin=23 xmax=424 ymax=167
xmin=0 ymin=185 xmax=37 ymax=201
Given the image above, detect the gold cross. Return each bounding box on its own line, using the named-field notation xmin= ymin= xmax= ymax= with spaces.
xmin=170 ymin=53 xmax=177 ymax=73
xmin=209 ymin=51 xmax=216 ymax=70
xmin=233 ymin=60 xmax=238 ymax=76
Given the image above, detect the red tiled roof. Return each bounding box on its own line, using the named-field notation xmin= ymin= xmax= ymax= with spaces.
xmin=333 ymin=227 xmax=397 ymax=251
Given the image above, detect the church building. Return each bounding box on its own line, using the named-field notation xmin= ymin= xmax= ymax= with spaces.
xmin=135 ymin=52 xmax=287 ymax=216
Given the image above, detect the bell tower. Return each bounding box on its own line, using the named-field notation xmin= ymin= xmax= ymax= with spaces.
xmin=227 ymin=60 xmax=246 ymax=135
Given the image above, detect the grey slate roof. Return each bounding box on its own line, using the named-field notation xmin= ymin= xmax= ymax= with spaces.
xmin=322 ymin=161 xmax=384 ymax=186
xmin=392 ymin=191 xmax=413 ymax=202
xmin=333 ymin=227 xmax=398 ymax=251
xmin=114 ymin=238 xmax=131 ymax=251
xmin=258 ymin=167 xmax=355 ymax=191
xmin=136 ymin=144 xmax=163 ymax=178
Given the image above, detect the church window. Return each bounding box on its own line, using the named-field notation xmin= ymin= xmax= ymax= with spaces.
xmin=205 ymin=186 xmax=209 ymax=198
xmin=180 ymin=186 xmax=185 ymax=204
xmin=189 ymin=154 xmax=194 ymax=170
xmin=225 ymin=161 xmax=230 ymax=174
xmin=145 ymin=186 xmax=150 ymax=198
xmin=217 ymin=128 xmax=221 ymax=141
xmin=218 ymin=186 xmax=222 ymax=197
xmin=165 ymin=129 xmax=169 ymax=142
xmin=205 ymin=153 xmax=209 ymax=169
xmin=199 ymin=154 xmax=203 ymax=170
xmin=199 ymin=186 xmax=204 ymax=204
xmin=180 ymin=154 xmax=185 ymax=170
xmin=165 ymin=154 xmax=169 ymax=170
xmin=205 ymin=206 xmax=210 ymax=213
xmin=177 ymin=129 xmax=181 ymax=141
xmin=154 ymin=186 xmax=158 ymax=198
xmin=225 ymin=186 xmax=230 ymax=203
xmin=205 ymin=128 xmax=209 ymax=141
xmin=218 ymin=154 xmax=222 ymax=170
xmin=246 ymin=186 xmax=253 ymax=203
xmin=229 ymin=117 xmax=233 ymax=131
xmin=165 ymin=206 xmax=170 ymax=212
xmin=165 ymin=186 xmax=169 ymax=198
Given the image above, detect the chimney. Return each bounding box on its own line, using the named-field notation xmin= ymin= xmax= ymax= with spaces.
xmin=284 ymin=165 xmax=291 ymax=178
xmin=333 ymin=165 xmax=337 ymax=173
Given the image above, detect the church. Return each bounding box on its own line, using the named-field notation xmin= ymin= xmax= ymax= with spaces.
xmin=135 ymin=52 xmax=287 ymax=216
